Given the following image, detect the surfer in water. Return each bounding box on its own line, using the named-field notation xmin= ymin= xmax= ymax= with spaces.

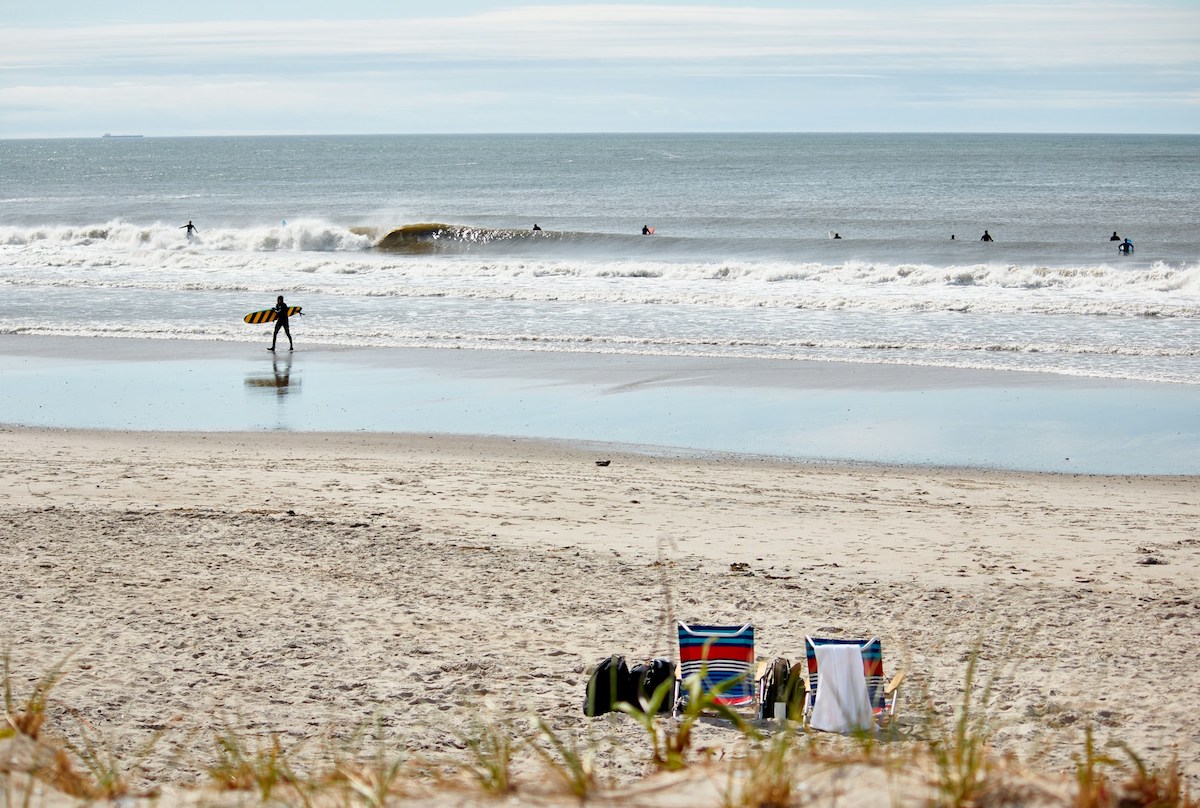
xmin=980 ymin=230 xmax=994 ymax=242
xmin=269 ymin=295 xmax=293 ymax=352
xmin=1110 ymin=231 xmax=1121 ymax=241
xmin=642 ymin=225 xmax=652 ymax=235
xmin=180 ymin=220 xmax=198 ymax=239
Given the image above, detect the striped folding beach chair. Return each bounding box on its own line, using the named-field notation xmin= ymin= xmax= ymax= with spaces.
xmin=676 ymin=622 xmax=756 ymax=714
xmin=802 ymin=636 xmax=904 ymax=728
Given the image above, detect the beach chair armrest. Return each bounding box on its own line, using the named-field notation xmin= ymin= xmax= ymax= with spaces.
xmin=884 ymin=670 xmax=906 ymax=695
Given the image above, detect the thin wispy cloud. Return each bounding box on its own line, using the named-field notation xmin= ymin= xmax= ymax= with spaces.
xmin=3 ymin=5 xmax=1194 ymax=69
xmin=1 ymin=2 xmax=1196 ymax=136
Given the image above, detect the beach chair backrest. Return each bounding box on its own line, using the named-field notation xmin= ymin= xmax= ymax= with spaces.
xmin=805 ymin=636 xmax=885 ymax=711
xmin=678 ymin=622 xmax=755 ymax=706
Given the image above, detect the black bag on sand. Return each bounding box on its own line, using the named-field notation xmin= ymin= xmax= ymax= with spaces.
xmin=584 ymin=654 xmax=631 ymax=716
xmin=758 ymin=656 xmax=792 ymax=720
xmin=629 ymin=657 xmax=675 ymax=713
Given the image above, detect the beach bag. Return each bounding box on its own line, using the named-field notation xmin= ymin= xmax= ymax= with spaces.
xmin=584 ymin=654 xmax=631 ymax=716
xmin=782 ymin=662 xmax=807 ymax=720
xmin=629 ymin=657 xmax=675 ymax=713
xmin=758 ymin=656 xmax=792 ymax=720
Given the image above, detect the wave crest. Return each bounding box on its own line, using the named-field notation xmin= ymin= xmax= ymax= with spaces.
xmin=0 ymin=219 xmax=371 ymax=252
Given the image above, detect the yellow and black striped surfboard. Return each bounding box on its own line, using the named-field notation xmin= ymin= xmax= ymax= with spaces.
xmin=243 ymin=306 xmax=302 ymax=324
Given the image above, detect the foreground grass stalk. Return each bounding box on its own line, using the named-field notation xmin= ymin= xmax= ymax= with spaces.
xmin=1072 ymin=725 xmax=1118 ymax=807
xmin=460 ymin=719 xmax=520 ymax=795
xmin=64 ymin=725 xmax=133 ymax=800
xmin=617 ymin=662 xmax=758 ymax=772
xmin=64 ymin=712 xmax=171 ymax=800
xmin=1 ymin=652 xmax=70 ymax=741
xmin=1 ymin=652 xmax=96 ymax=800
xmin=338 ymin=748 xmax=408 ymax=808
xmin=531 ymin=717 xmax=596 ymax=800
xmin=722 ymin=724 xmax=802 ymax=808
xmin=259 ymin=719 xmax=409 ymax=807
xmin=926 ymin=650 xmax=996 ymax=807
xmin=1116 ymin=744 xmax=1198 ymax=808
xmin=207 ymin=724 xmax=301 ymax=801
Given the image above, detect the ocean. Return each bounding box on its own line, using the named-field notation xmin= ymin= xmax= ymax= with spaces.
xmin=2 ymin=133 xmax=1198 ymax=385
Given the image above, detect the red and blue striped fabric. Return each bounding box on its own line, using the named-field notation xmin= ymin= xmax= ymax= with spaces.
xmin=678 ymin=623 xmax=755 ymax=707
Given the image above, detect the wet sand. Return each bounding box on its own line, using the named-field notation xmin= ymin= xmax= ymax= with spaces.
xmin=2 ymin=334 xmax=1199 ymax=473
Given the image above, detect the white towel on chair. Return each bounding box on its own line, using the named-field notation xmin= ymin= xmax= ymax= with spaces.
xmin=810 ymin=643 xmax=873 ymax=733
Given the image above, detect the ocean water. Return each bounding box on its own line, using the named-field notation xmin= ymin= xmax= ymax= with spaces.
xmin=2 ymin=133 xmax=1199 ymax=384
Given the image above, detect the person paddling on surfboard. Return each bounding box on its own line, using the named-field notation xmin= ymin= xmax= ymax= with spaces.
xmin=269 ymin=295 xmax=294 ymax=352
xmin=180 ymin=220 xmax=198 ymax=239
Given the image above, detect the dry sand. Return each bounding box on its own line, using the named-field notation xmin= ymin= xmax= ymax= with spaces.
xmin=2 ymin=426 xmax=1198 ymax=804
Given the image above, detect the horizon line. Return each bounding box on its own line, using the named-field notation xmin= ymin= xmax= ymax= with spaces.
xmin=4 ymin=129 xmax=1199 ymax=142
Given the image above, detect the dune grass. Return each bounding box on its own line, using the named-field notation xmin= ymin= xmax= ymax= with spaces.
xmin=617 ymin=664 xmax=755 ymax=772
xmin=1 ymin=648 xmax=1196 ymax=807
xmin=457 ymin=718 xmax=518 ymax=796
xmin=1 ymin=651 xmax=69 ymax=743
xmin=322 ymin=720 xmax=412 ymax=808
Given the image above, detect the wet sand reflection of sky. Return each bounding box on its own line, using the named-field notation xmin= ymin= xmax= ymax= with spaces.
xmin=1 ymin=345 xmax=1197 ymax=474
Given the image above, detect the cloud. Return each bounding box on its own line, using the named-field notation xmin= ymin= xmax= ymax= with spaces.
xmin=1 ymin=2 xmax=1195 ymax=135
xmin=2 ymin=4 xmax=1196 ymax=74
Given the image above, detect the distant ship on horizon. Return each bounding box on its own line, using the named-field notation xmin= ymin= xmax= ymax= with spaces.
xmin=101 ymin=133 xmax=143 ymax=138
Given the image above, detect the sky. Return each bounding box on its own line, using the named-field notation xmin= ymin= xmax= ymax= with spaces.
xmin=1 ymin=0 xmax=1197 ymax=137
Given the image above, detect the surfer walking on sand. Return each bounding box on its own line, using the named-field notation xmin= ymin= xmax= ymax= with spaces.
xmin=269 ymin=295 xmax=293 ymax=352
xmin=180 ymin=220 xmax=198 ymax=239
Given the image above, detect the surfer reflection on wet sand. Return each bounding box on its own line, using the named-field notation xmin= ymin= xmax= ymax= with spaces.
xmin=244 ymin=352 xmax=299 ymax=398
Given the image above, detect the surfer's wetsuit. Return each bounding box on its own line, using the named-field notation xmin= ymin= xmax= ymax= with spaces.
xmin=270 ymin=298 xmax=293 ymax=351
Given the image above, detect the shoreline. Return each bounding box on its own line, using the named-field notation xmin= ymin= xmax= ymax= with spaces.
xmin=3 ymin=334 xmax=1199 ymax=475
xmin=8 ymin=423 xmax=1200 ymax=483
xmin=2 ymin=331 xmax=1193 ymax=390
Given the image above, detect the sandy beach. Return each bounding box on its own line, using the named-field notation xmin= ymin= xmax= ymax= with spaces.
xmin=3 ymin=424 xmax=1198 ymax=804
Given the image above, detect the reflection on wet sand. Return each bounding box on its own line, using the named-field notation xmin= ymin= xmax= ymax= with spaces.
xmin=244 ymin=353 xmax=299 ymax=397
